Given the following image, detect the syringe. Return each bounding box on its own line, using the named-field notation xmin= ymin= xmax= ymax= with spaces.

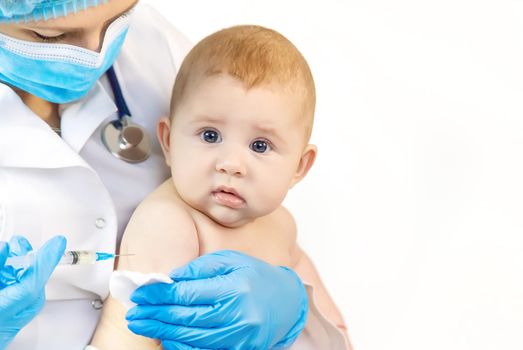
xmin=5 ymin=250 xmax=134 ymax=269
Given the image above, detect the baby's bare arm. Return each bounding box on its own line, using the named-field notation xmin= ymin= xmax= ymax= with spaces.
xmin=90 ymin=180 xmax=199 ymax=350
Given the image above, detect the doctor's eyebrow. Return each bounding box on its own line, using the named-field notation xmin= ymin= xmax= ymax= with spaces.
xmin=21 ymin=1 xmax=138 ymax=31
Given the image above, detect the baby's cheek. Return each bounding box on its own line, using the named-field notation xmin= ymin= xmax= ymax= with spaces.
xmin=171 ymin=168 xmax=199 ymax=200
xmin=255 ymin=180 xmax=290 ymax=213
xmin=172 ymin=153 xmax=198 ymax=180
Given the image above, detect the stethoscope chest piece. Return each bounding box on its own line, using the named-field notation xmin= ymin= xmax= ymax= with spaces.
xmin=102 ymin=117 xmax=152 ymax=163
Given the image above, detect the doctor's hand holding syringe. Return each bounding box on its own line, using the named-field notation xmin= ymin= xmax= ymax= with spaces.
xmin=0 ymin=236 xmax=127 ymax=350
xmin=0 ymin=235 xmax=132 ymax=349
xmin=0 ymin=236 xmax=66 ymax=349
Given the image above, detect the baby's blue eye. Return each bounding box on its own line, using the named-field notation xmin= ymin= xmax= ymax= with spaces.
xmin=201 ymin=129 xmax=222 ymax=143
xmin=250 ymin=140 xmax=271 ymax=153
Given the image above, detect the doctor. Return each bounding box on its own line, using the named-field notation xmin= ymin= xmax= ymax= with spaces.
xmin=0 ymin=0 xmax=312 ymax=349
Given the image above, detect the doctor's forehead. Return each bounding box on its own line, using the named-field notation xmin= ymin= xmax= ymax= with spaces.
xmin=15 ymin=0 xmax=137 ymax=30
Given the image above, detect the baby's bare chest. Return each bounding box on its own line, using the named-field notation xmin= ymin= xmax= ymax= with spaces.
xmin=192 ymin=210 xmax=294 ymax=268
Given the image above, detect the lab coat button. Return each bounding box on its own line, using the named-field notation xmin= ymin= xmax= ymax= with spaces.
xmin=91 ymin=299 xmax=104 ymax=310
xmin=95 ymin=218 xmax=106 ymax=229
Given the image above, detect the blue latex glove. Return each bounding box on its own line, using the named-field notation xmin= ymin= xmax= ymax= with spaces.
xmin=0 ymin=236 xmax=66 ymax=349
xmin=126 ymin=250 xmax=309 ymax=350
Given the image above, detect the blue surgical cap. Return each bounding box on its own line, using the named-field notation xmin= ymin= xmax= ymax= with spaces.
xmin=0 ymin=0 xmax=108 ymax=23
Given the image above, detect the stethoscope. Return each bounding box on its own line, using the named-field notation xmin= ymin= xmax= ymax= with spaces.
xmin=101 ymin=66 xmax=152 ymax=163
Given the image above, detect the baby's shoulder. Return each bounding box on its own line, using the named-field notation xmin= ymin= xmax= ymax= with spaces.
xmin=252 ymin=206 xmax=298 ymax=252
xmin=118 ymin=179 xmax=199 ymax=273
xmin=266 ymin=205 xmax=298 ymax=240
xmin=239 ymin=206 xmax=298 ymax=266
xmin=131 ymin=179 xmax=194 ymax=230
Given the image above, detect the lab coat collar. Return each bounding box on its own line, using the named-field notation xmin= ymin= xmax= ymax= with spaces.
xmin=0 ymin=83 xmax=89 ymax=169
xmin=0 ymin=70 xmax=118 ymax=168
xmin=60 ymin=78 xmax=118 ymax=153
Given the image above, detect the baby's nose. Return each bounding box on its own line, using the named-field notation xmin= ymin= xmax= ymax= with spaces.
xmin=215 ymin=155 xmax=247 ymax=177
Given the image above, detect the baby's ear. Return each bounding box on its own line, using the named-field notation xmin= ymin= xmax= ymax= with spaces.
xmin=156 ymin=117 xmax=172 ymax=166
xmin=290 ymin=144 xmax=317 ymax=188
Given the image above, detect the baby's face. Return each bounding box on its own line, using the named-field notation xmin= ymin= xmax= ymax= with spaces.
xmin=164 ymin=74 xmax=313 ymax=227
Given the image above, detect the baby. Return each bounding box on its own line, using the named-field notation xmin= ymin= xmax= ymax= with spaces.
xmin=91 ymin=25 xmax=349 ymax=349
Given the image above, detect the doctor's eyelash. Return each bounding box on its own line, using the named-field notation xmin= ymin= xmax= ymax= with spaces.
xmin=32 ymin=31 xmax=66 ymax=43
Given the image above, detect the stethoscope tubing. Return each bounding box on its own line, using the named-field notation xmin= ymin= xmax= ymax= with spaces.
xmin=106 ymin=66 xmax=132 ymax=127
xmin=101 ymin=65 xmax=152 ymax=163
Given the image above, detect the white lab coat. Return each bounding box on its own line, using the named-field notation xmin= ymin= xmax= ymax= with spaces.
xmin=0 ymin=4 xmax=347 ymax=349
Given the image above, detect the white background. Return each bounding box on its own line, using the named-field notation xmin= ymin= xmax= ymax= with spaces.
xmin=145 ymin=1 xmax=523 ymax=349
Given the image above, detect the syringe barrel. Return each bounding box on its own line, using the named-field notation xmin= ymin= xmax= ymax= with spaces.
xmin=5 ymin=251 xmax=99 ymax=268
xmin=60 ymin=251 xmax=97 ymax=265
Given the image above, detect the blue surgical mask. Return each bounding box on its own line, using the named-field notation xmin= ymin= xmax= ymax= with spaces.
xmin=0 ymin=11 xmax=131 ymax=104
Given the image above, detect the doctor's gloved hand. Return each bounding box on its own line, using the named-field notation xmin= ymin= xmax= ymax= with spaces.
xmin=0 ymin=235 xmax=66 ymax=349
xmin=126 ymin=250 xmax=309 ymax=350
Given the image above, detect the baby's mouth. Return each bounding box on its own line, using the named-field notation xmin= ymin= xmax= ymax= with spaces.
xmin=212 ymin=187 xmax=246 ymax=209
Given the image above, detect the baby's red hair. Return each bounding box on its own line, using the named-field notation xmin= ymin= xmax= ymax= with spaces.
xmin=170 ymin=25 xmax=316 ymax=140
